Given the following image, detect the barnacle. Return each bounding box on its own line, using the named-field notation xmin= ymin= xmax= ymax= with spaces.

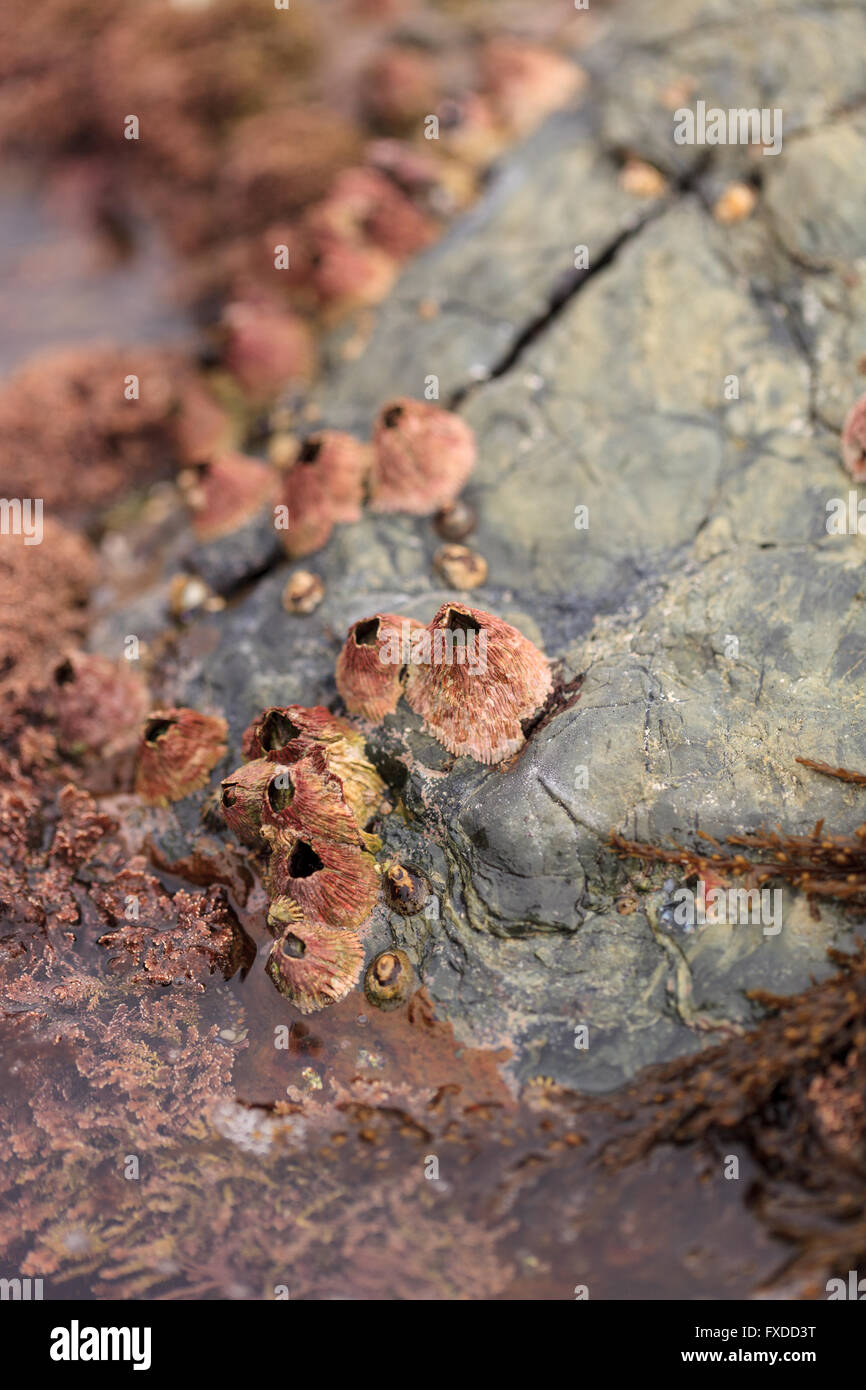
xmin=841 ymin=393 xmax=866 ymax=482
xmin=359 ymin=46 xmax=439 ymax=133
xmin=179 ymin=452 xmax=276 ymax=543
xmin=433 ymin=543 xmax=487 ymax=589
xmin=479 ymin=37 xmax=583 ymax=137
xmin=282 ymin=569 xmax=325 ymax=614
xmin=134 ymin=707 xmax=228 ymax=806
xmin=306 ymin=167 xmax=436 ymax=262
xmin=259 ymin=751 xmax=365 ymax=849
xmin=364 ymin=948 xmax=414 ymax=1011
xmin=241 ymin=704 xmax=385 ymax=831
xmin=219 ymin=299 xmax=316 ymax=400
xmin=404 ymin=603 xmax=553 ymax=764
xmin=369 ymin=398 xmax=476 ymax=515
xmin=383 ymin=863 xmax=429 ymax=916
xmin=276 ymin=430 xmax=369 ymax=557
xmin=335 ymin=612 xmax=425 ymax=721
xmin=265 ymin=913 xmax=364 ymax=1014
xmin=265 ymin=829 xmax=379 ymax=931
xmin=219 ymin=758 xmax=282 ymax=849
xmin=434 ymin=498 xmax=477 ymax=542
xmin=51 ymin=651 xmax=148 ymax=763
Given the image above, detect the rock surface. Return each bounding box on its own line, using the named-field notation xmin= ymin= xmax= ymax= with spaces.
xmin=98 ymin=0 xmax=866 ymax=1093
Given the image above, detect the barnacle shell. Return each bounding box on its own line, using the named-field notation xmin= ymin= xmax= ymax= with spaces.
xmin=220 ymin=299 xmax=315 ymax=399
xmin=266 ymin=830 xmax=379 ymax=931
xmin=242 ymin=705 xmax=385 ymax=830
xmin=369 ymin=398 xmax=476 ymax=515
xmin=335 ymin=612 xmax=425 ymax=721
xmin=52 ymin=651 xmax=149 ymax=762
xmin=841 ymin=393 xmax=866 ymax=482
xmin=180 ymin=452 xmax=276 ymax=543
xmin=266 ymin=915 xmax=364 ymax=1014
xmin=219 ymin=758 xmax=285 ymax=849
xmin=259 ymin=751 xmax=364 ymax=848
xmin=364 ymin=948 xmax=414 ymax=1011
xmin=480 ymin=38 xmax=583 ymax=137
xmin=403 ymin=603 xmax=552 ymax=764
xmin=135 ymin=707 xmax=228 ymax=806
xmin=383 ymin=863 xmax=430 ymax=916
xmin=277 ymin=430 xmax=369 ymax=557
xmin=306 ymin=167 xmax=435 ymax=261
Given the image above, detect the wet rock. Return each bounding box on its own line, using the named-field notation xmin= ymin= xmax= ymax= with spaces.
xmin=95 ymin=0 xmax=866 ymax=1094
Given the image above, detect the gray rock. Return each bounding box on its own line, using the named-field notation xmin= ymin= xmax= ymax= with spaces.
xmin=98 ymin=0 xmax=866 ymax=1092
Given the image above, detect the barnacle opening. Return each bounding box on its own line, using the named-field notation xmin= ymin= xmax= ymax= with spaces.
xmin=297 ymin=438 xmax=322 ymax=464
xmin=444 ymin=607 xmax=481 ymax=636
xmin=287 ymin=840 xmax=323 ymax=877
xmin=382 ymin=404 xmax=404 ymax=428
xmin=54 ymin=658 xmax=75 ymax=686
xmin=267 ymin=772 xmax=295 ymax=812
xmin=354 ymin=617 xmax=381 ymax=647
xmin=144 ymin=717 xmax=175 ymax=744
xmin=221 ymin=785 xmax=237 ymax=807
xmin=260 ymin=711 xmax=301 ymax=750
xmin=282 ymin=933 xmax=306 ymax=959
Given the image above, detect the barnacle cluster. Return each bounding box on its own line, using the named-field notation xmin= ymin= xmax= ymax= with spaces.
xmin=220 ymin=705 xmax=385 ymax=1013
xmin=337 ymin=601 xmax=553 ymax=765
xmin=279 ymin=398 xmax=476 ymax=557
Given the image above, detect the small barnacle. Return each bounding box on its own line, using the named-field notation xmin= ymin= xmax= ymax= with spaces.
xmin=281 ymin=569 xmax=325 ymax=614
xmin=277 ymin=429 xmax=369 ymax=557
xmin=359 ymin=46 xmax=439 ymax=133
xmin=479 ymin=38 xmax=584 ymax=137
xmin=369 ymin=398 xmax=476 ymax=515
xmin=307 ymin=167 xmax=436 ymax=262
xmin=619 ymin=158 xmax=668 ymax=199
xmin=713 ymin=181 xmax=757 ymax=224
xmin=51 ymin=651 xmax=149 ymax=763
xmin=841 ymin=393 xmax=866 ymax=481
xmin=307 ymin=235 xmax=398 ymax=313
xmin=404 ymin=603 xmax=553 ymax=764
xmin=241 ymin=704 xmax=385 ymax=831
xmin=364 ymin=948 xmax=414 ymax=1011
xmin=134 ymin=707 xmax=228 ymax=807
xmin=383 ymin=863 xmax=429 ymax=916
xmin=266 ymin=913 xmax=364 ymax=1014
xmin=335 ymin=612 xmax=425 ymax=721
xmin=434 ymin=498 xmax=477 ymax=542
xmin=266 ymin=831 xmax=380 ymax=931
xmin=433 ymin=544 xmax=488 ymax=590
xmin=171 ymin=377 xmax=235 ymax=465
xmin=219 ymin=299 xmax=316 ymax=400
xmin=179 ymin=452 xmax=276 ymax=543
